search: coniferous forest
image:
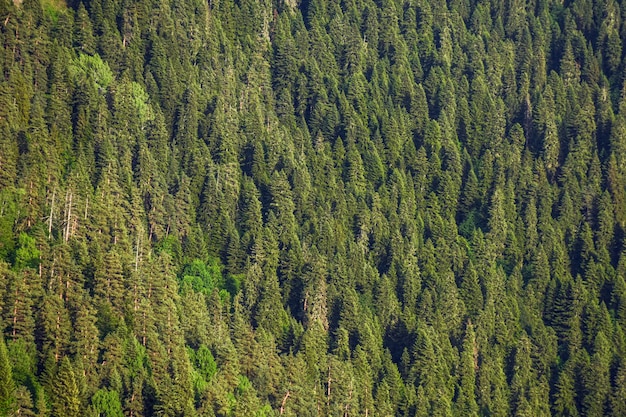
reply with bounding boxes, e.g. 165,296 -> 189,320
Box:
2,0 -> 626,414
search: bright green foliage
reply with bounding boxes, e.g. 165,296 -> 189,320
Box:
69,53 -> 113,91
0,189 -> 24,260
189,343 -> 217,399
90,389 -> 123,417
15,233 -> 39,270
181,258 -> 222,295
194,345 -> 217,382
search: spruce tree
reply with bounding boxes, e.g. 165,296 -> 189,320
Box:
0,335 -> 16,417
48,357 -> 80,417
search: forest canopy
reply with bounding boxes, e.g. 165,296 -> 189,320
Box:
2,0 -> 626,415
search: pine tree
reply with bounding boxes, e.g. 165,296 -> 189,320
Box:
460,261 -> 483,318
552,364 -> 579,417
454,321 -> 479,417
0,334 -> 16,417
581,331 -> 611,417
48,357 -> 80,417
611,358 -> 626,416
74,2 -> 96,55
14,386 -> 37,417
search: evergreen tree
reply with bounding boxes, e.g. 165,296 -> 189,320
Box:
48,357 -> 81,417
454,321 -> 479,417
0,335 -> 16,417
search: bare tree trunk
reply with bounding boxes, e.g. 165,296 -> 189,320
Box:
344,381 -> 353,417
12,290 -> 18,337
280,391 -> 290,415
327,366 -> 332,410
48,188 -> 55,238
64,191 -> 72,242
27,180 -> 32,228
135,234 -> 141,271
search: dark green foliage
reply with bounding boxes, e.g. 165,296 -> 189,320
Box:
0,335 -> 16,417
48,357 -> 80,417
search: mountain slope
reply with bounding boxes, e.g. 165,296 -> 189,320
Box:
1,0 -> 626,415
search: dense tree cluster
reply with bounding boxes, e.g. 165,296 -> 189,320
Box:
1,0 -> 626,415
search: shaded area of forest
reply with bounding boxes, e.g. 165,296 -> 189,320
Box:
2,0 -> 626,415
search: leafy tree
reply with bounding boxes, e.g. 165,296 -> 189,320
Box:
90,389 -> 124,417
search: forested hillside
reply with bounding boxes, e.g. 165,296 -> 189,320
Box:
1,0 -> 626,415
